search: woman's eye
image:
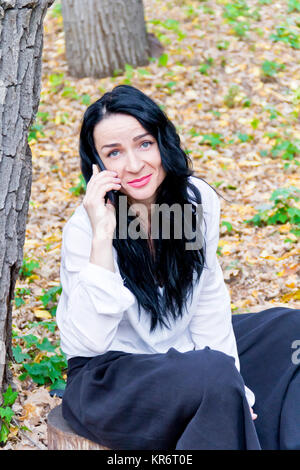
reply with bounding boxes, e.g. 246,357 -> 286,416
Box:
141,141 -> 153,149
108,150 -> 119,157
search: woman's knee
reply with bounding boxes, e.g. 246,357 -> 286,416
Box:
199,348 -> 245,400
167,347 -> 244,399
284,308 -> 300,326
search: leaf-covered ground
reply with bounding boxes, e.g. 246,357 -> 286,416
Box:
4,0 -> 299,449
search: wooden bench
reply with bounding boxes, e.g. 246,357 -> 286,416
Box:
47,404 -> 110,450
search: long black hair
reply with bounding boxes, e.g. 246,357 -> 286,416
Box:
79,85 -> 219,332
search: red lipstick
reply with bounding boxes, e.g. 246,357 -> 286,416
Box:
128,174 -> 152,188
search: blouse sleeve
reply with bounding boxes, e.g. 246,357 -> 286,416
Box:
56,207 -> 136,358
189,184 -> 255,408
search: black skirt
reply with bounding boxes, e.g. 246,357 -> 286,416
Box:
61,307 -> 300,450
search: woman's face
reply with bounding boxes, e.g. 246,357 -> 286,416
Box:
93,113 -> 166,208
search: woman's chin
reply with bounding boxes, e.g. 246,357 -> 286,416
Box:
124,188 -> 156,206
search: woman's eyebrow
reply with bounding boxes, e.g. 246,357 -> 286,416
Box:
101,142 -> 120,150
133,132 -> 150,141
101,133 -> 151,150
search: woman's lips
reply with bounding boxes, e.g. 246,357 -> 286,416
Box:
127,174 -> 152,188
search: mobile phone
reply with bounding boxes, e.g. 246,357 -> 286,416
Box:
94,153 -> 118,205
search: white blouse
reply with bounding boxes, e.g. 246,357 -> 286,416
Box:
56,176 -> 255,407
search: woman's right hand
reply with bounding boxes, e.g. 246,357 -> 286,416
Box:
250,407 -> 257,420
83,164 -> 121,241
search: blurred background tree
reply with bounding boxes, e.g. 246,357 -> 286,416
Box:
61,0 -> 152,78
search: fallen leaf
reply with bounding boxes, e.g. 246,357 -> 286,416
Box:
33,308 -> 52,320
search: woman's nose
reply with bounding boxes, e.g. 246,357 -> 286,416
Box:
126,150 -> 144,173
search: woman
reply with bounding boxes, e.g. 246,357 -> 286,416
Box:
57,85 -> 300,450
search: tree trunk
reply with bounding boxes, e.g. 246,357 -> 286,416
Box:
0,0 -> 54,395
61,0 -> 151,78
47,404 -> 110,450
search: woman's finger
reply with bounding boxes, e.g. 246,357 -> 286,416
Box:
91,166 -> 117,179
88,176 -> 121,193
86,172 -> 121,198
89,165 -> 115,180
250,408 -> 257,420
85,181 -> 121,207
87,171 -> 119,192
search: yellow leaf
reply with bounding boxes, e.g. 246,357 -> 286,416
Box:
219,120 -> 229,127
43,234 -> 61,243
260,249 -> 269,258
260,250 -> 277,260
9,426 -> 19,438
24,240 -> 40,248
33,352 -> 45,363
33,308 -> 52,320
280,289 -> 300,302
55,114 -> 62,125
285,282 -> 295,288
280,265 -> 299,277
47,281 -> 61,287
19,403 -> 36,421
253,67 -> 261,77
277,224 -> 291,233
240,160 -> 262,167
46,246 -> 60,254
221,243 -> 233,255
39,150 -> 55,157
278,250 -> 298,261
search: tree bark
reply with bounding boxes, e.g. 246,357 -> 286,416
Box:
47,404 -> 110,450
61,0 -> 151,78
0,0 -> 54,395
